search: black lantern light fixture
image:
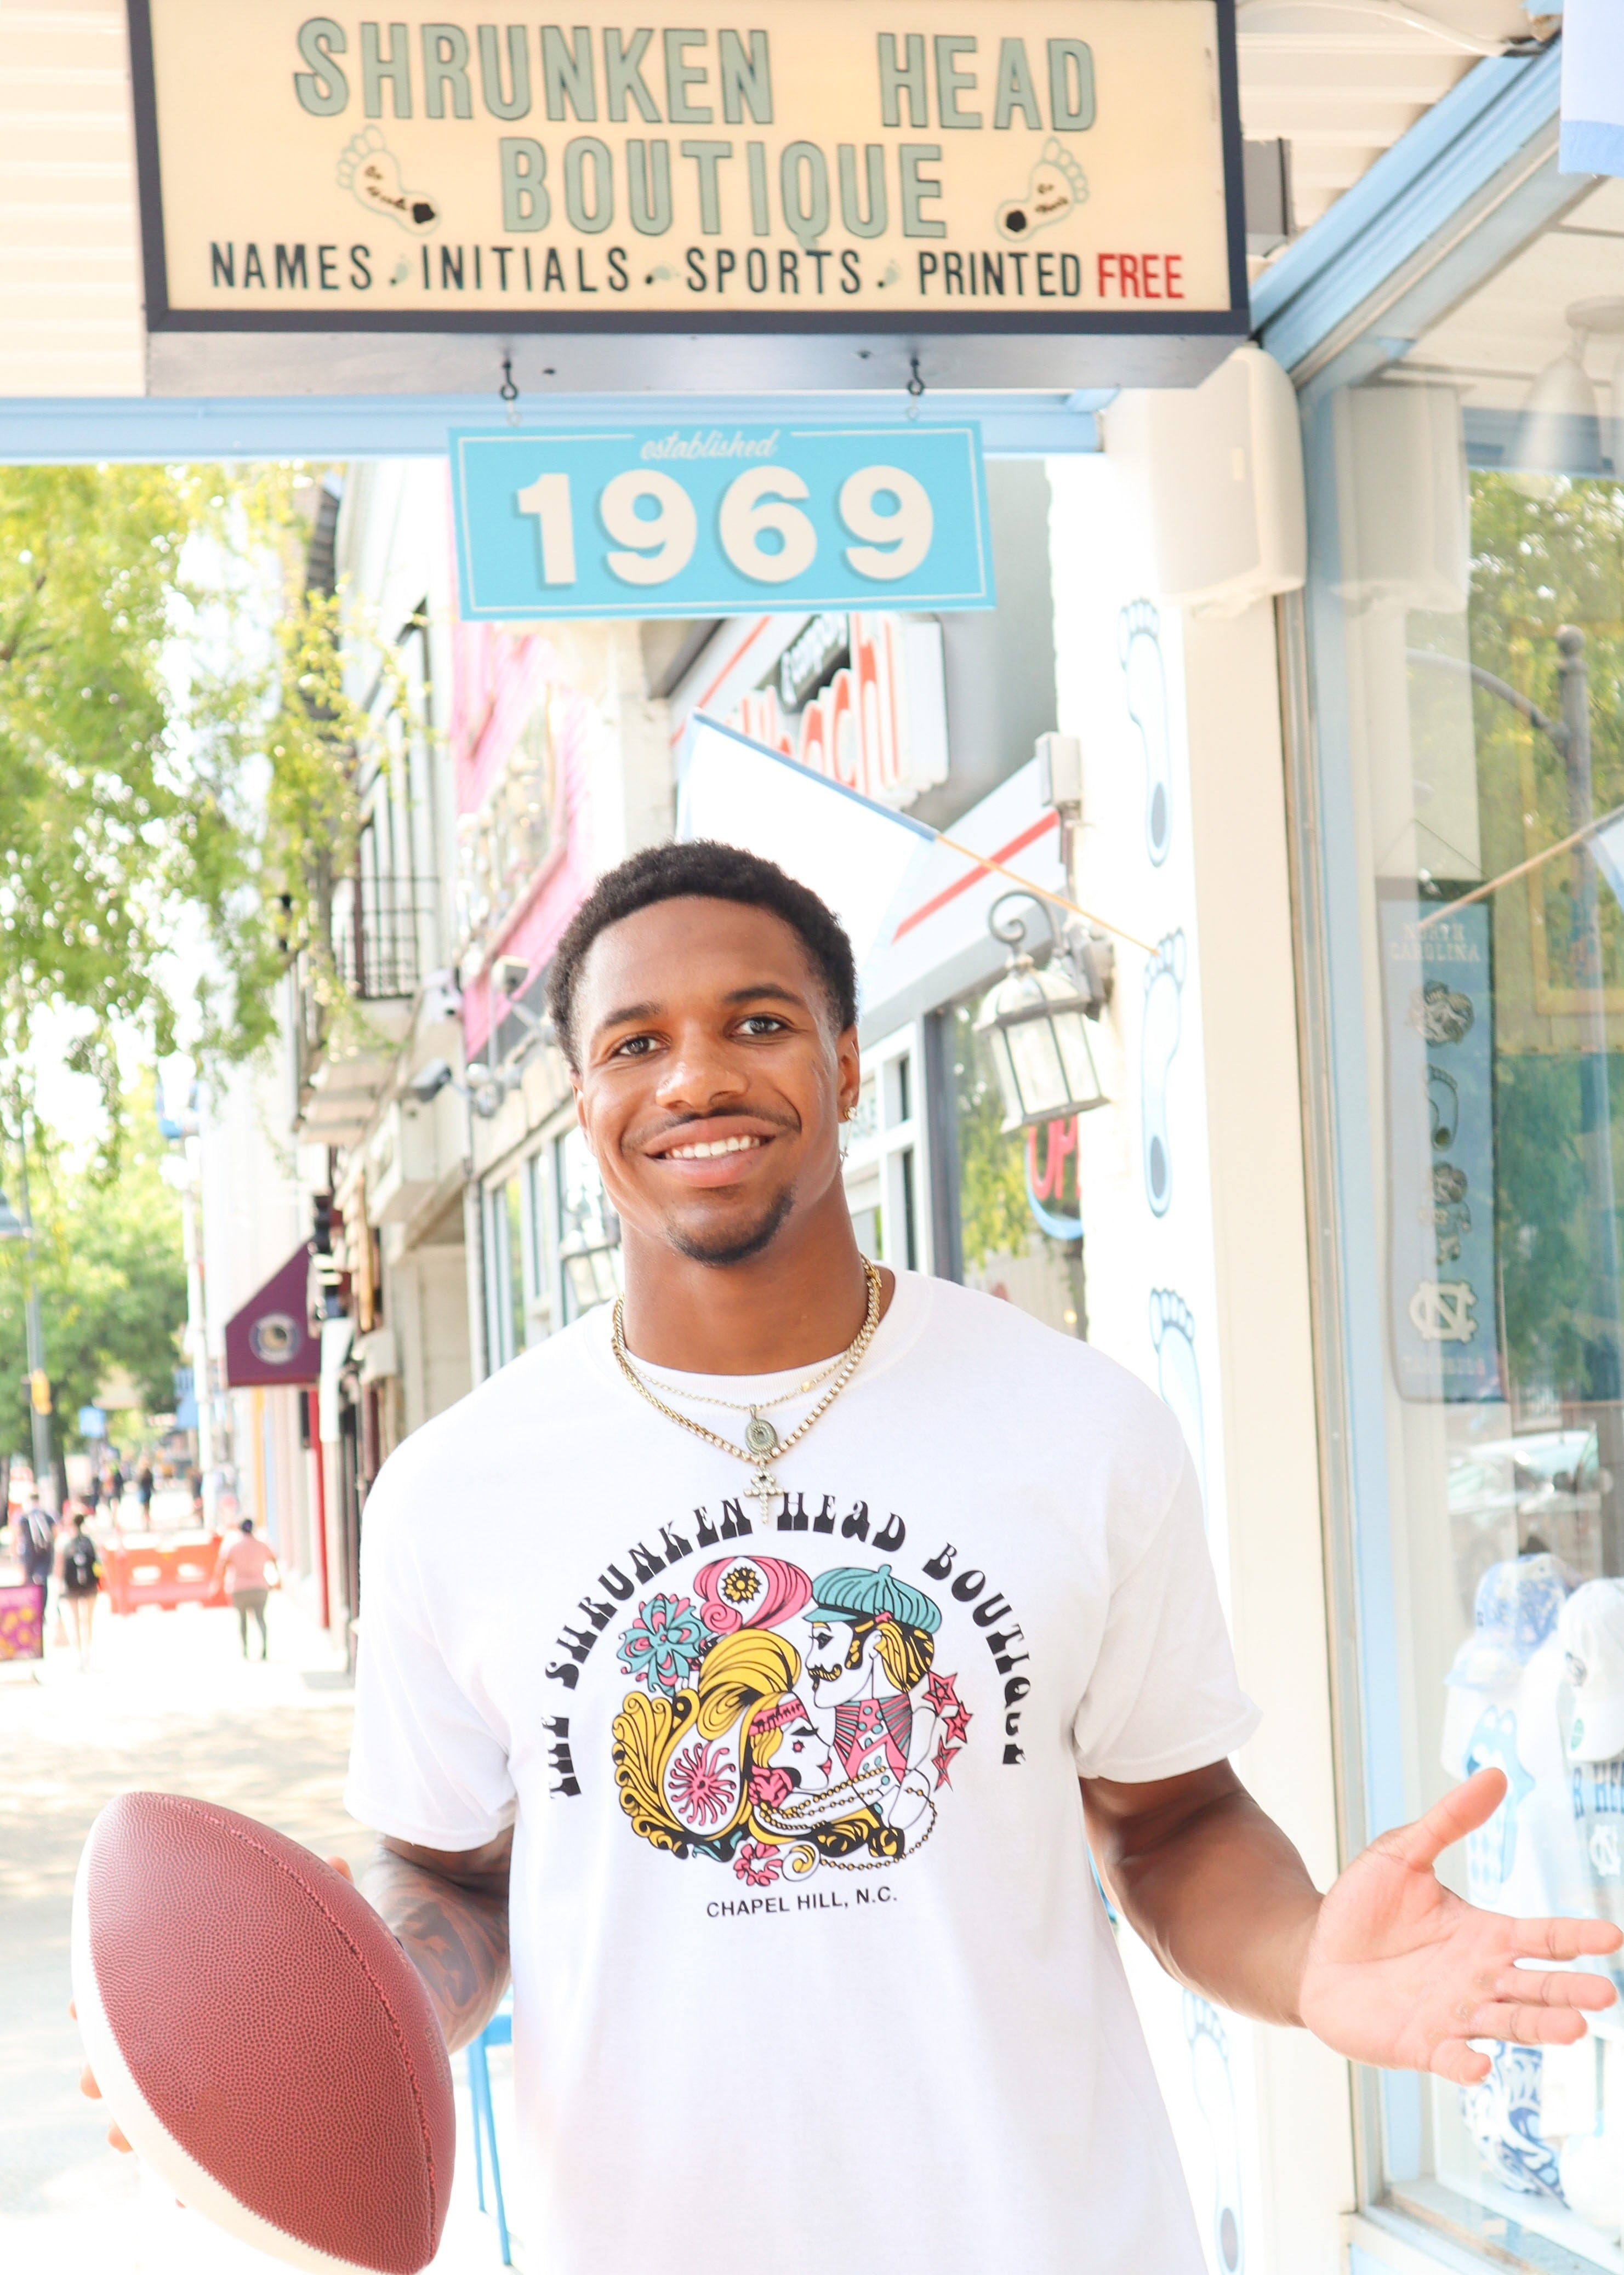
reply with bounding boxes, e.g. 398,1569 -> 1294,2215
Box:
975,892 -> 1112,1131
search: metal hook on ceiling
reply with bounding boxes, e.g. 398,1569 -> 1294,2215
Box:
905,353 -> 926,424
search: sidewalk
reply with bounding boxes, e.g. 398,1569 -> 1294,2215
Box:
0,1577 -> 521,2274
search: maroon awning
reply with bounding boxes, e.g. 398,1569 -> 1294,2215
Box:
224,1245 -> 317,1388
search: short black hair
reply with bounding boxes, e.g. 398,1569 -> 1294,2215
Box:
546,841 -> 857,1069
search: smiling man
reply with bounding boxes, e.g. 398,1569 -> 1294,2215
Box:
340,841 -> 1621,2275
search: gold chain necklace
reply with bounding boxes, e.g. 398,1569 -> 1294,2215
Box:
647,1351 -> 845,1415
609,1260 -> 884,1531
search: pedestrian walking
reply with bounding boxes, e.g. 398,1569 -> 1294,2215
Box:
215,1518 -> 276,1660
107,1458 -> 124,1509
134,1461 -> 153,1521
16,1497 -> 53,1590
16,1495 -> 57,1644
86,1469 -> 102,1515
57,1512 -> 101,1670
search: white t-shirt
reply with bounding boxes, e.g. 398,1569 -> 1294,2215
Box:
346,1270 -> 1259,2275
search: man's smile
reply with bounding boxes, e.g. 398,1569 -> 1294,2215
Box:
663,1134 -> 765,1160
635,1113 -> 791,1188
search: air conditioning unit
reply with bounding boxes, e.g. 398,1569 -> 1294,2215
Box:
1143,346 -> 1308,617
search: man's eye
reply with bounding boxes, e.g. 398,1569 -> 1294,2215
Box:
611,1034 -> 658,1058
738,1015 -> 786,1036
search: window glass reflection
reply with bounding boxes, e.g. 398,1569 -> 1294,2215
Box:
1336,380 -> 1624,2256
951,1000 -> 1085,1338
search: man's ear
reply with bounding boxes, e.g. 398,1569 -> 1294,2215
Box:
835,1025 -> 862,1119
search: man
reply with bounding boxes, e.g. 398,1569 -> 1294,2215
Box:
16,1493 -> 53,1596
83,844 -> 1623,2267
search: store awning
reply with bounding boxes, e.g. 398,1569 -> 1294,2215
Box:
223,1246 -> 317,1389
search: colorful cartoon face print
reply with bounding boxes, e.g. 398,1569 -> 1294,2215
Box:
611,1557 -> 970,1884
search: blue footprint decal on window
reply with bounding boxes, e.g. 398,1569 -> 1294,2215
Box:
1185,1993 -> 1245,2274
1141,931 -> 1186,1217
1151,1289 -> 1207,1508
1120,599 -> 1171,866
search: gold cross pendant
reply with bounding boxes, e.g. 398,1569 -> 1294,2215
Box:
750,1468 -> 780,1533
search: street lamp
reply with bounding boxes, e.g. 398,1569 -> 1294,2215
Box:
975,893 -> 1110,1132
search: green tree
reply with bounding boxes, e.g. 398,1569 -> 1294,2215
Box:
954,1006 -> 1037,1274
0,466 -> 282,1108
0,466 -> 407,1137
0,1096 -> 186,1462
1461,475 -> 1624,1403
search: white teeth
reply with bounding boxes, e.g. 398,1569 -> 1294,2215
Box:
666,1134 -> 764,1160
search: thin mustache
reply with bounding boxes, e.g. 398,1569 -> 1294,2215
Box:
635,1109 -> 798,1148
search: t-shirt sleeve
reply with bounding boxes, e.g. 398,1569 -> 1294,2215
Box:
344,1462 -> 517,1850
1071,1446 -> 1260,1782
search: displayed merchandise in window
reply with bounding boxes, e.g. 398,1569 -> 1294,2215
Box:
1308,174 -> 1624,2270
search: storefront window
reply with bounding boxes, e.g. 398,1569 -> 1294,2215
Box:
842,1030 -> 921,1273
484,1173 -> 528,1367
1309,180 -> 1624,2265
949,997 -> 1085,1338
556,1124 -> 621,1323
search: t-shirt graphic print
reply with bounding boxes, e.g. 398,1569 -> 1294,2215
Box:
346,1270 -> 1258,2275
612,1553 -> 965,1885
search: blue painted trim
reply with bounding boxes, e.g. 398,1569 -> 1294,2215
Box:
1562,119 -> 1624,175
1255,45 -> 1563,373
1300,390 -> 1426,2187
1465,402 -> 1616,470
0,392 -> 1103,465
1300,397 -> 1409,1852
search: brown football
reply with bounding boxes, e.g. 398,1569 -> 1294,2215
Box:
72,1791 -> 455,2273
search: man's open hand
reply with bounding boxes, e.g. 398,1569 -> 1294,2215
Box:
1299,1767 -> 1624,2085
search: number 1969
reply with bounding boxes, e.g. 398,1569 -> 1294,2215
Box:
516,463 -> 934,589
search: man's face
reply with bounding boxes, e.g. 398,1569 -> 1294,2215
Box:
803,1609 -> 870,1706
571,897 -> 859,1268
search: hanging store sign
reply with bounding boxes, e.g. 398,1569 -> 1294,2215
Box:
127,2 -> 1244,336
730,614 -> 950,805
224,1245 -> 320,1389
451,421 -> 994,617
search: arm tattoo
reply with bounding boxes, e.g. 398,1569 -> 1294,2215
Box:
363,1829 -> 513,2054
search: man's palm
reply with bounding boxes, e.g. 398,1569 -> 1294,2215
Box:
1300,1768 -> 1622,2086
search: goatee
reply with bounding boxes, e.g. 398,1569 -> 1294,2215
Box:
670,1190 -> 794,1268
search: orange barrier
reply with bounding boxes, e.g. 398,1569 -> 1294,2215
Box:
101,1535 -> 227,1616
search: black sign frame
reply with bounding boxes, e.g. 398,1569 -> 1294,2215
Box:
126,0 -> 1248,344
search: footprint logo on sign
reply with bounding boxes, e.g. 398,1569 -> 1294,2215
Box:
1150,1290 -> 1206,1508
337,126 -> 439,236
1119,600 -> 1171,866
1141,931 -> 1186,1217
996,138 -> 1089,241
1185,1994 -> 1245,2275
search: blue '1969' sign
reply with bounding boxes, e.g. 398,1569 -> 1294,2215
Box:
449,421 -> 994,620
